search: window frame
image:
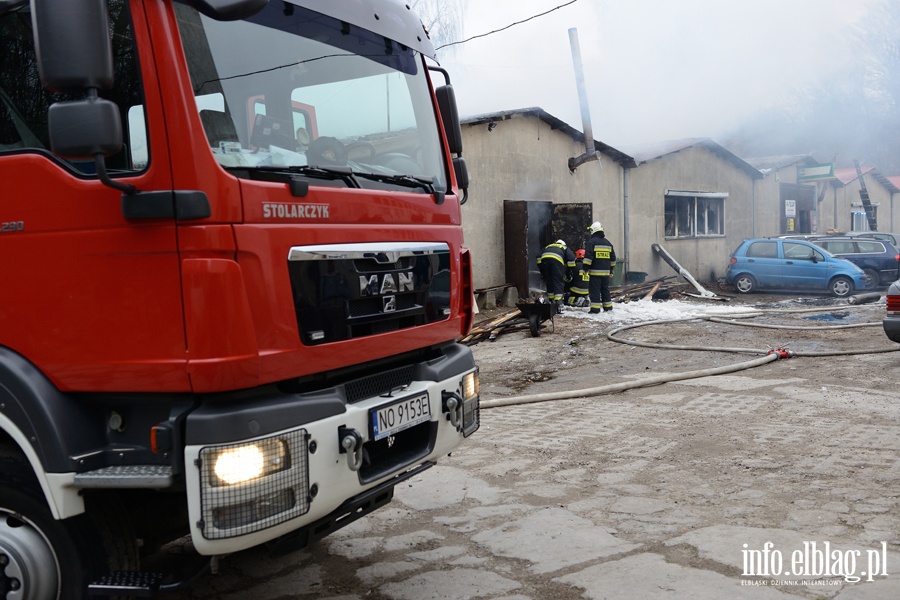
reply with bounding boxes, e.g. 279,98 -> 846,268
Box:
664,191 -> 727,239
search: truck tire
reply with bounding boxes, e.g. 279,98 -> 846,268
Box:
0,455 -> 136,599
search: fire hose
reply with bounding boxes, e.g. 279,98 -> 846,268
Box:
479,303 -> 898,410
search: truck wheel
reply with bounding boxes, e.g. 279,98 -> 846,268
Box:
0,457 -> 136,599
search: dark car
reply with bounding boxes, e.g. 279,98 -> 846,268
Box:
782,235 -> 900,289
884,280 -> 900,342
726,238 -> 867,297
840,231 -> 900,248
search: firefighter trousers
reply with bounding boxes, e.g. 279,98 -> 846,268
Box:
588,274 -> 612,312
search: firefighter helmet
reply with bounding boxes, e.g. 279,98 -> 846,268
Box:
555,239 -> 566,247
588,221 -> 603,234
575,248 -> 585,259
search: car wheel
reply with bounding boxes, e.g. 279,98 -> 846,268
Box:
863,268 -> 879,289
830,276 -> 853,297
734,274 -> 756,294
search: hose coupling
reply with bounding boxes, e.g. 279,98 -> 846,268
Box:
767,348 -> 794,359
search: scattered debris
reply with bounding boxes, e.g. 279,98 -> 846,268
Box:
652,243 -> 728,301
611,276 -> 682,303
460,307 -> 523,345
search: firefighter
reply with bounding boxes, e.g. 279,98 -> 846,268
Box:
566,248 -> 590,307
583,221 -> 617,313
537,239 -> 576,304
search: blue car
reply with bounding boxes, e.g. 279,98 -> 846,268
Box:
726,238 -> 867,297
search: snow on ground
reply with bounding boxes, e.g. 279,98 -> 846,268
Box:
554,292 -> 888,326
559,297 -> 762,326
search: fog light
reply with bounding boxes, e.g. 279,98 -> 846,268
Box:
461,370 -> 480,437
213,489 -> 296,530
208,438 -> 289,486
462,370 -> 480,402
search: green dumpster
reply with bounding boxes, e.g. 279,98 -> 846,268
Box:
611,259 -> 625,287
625,271 -> 648,285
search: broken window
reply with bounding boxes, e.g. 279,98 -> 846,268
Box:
664,193 -> 726,238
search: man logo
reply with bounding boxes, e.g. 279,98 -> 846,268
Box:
360,272 -> 414,297
383,296 -> 397,312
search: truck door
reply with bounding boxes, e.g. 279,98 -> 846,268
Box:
0,1 -> 187,392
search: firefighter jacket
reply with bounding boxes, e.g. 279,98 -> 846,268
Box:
537,242 -> 576,279
583,232 -> 617,277
567,258 -> 590,296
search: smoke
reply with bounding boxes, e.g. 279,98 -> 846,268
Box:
410,0 -> 469,55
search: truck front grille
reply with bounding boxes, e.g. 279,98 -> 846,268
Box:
287,242 -> 451,345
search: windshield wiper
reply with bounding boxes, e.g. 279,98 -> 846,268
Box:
353,172 -> 446,204
233,165 -> 361,189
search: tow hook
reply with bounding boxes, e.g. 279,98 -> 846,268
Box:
766,347 -> 794,359
441,391 -> 462,429
338,426 -> 363,471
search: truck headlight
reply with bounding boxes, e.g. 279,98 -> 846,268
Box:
461,370 -> 480,437
198,430 -> 309,540
208,438 -> 288,487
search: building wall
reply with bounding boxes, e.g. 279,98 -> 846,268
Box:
626,145 -> 757,283
459,114 -> 623,291
753,172 -> 780,237
822,174 -> 893,233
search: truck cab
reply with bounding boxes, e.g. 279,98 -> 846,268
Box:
0,0 -> 478,596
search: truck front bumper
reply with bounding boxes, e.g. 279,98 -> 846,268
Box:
183,343 -> 479,555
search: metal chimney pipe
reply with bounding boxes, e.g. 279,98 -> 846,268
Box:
568,27 -> 599,171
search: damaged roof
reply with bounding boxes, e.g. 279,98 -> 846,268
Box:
743,154 -> 819,176
627,138 -> 762,179
462,107 -> 636,168
832,166 -> 900,193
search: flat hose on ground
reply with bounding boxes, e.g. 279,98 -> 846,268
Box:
480,302 -> 898,409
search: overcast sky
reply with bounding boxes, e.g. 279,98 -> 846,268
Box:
435,0 -> 880,153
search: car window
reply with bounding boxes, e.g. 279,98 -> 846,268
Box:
856,241 -> 884,253
783,242 -> 814,259
747,241 -> 778,258
822,241 -> 855,254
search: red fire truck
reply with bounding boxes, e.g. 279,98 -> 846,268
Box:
0,0 -> 479,596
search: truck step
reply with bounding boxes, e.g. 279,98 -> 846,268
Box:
88,571 -> 164,597
74,465 -> 174,488
88,558 -> 212,597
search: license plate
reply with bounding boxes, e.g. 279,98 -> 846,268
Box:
371,392 -> 431,441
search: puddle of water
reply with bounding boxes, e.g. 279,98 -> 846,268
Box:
802,311 -> 853,322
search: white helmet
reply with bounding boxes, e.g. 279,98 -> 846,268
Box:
588,221 -> 603,234
555,239 -> 566,247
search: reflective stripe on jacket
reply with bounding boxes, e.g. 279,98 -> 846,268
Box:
537,243 -> 576,269
583,233 -> 617,276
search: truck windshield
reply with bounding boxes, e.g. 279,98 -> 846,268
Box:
175,2 -> 447,193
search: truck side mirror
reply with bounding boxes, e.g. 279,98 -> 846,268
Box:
453,157 -> 468,188
48,96 -> 123,159
435,84 -> 463,156
31,0 -> 114,92
32,0 -> 123,159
